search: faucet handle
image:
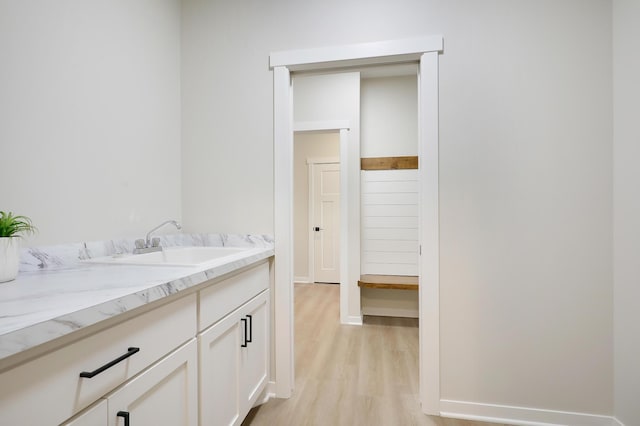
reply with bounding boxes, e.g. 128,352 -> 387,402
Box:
151,237 -> 161,247
134,239 -> 146,249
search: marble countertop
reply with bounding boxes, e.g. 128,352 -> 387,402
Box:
0,233 -> 273,366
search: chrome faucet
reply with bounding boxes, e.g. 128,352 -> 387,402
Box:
134,220 -> 182,254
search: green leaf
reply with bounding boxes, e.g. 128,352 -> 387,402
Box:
0,211 -> 37,238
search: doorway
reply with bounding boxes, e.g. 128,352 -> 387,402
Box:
292,130 -> 340,285
271,36 -> 443,414
311,161 -> 340,284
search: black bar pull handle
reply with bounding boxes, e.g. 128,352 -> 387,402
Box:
246,314 -> 253,343
79,347 -> 140,378
117,411 -> 130,426
241,318 -> 248,347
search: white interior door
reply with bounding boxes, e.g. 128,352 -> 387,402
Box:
312,163 -> 340,283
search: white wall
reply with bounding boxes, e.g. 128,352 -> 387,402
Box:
180,1 -> 274,236
613,1 -> 640,424
293,132 -> 340,282
182,0 -> 613,420
361,287 -> 418,318
437,0 -> 612,414
361,76 -> 418,158
293,73 -> 360,124
291,72 -> 361,321
0,0 -> 182,246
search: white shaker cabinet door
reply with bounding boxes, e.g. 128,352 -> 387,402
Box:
106,339 -> 198,426
199,307 -> 243,426
199,289 -> 270,426
239,291 -> 270,415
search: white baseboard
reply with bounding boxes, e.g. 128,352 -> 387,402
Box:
440,399 -> 616,426
257,381 -> 277,406
266,381 -> 276,398
361,306 -> 419,318
252,381 -> 277,408
294,276 -> 311,283
612,417 -> 625,426
344,315 -> 363,325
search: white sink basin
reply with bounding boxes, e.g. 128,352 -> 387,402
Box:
86,246 -> 249,267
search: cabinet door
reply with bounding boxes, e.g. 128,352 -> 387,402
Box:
199,308 -> 243,426
239,291 -> 270,415
107,339 -> 197,426
61,400 -> 108,426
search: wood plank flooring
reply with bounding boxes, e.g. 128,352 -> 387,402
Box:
243,283 -> 507,426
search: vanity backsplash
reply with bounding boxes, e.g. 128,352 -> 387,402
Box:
19,233 -> 274,272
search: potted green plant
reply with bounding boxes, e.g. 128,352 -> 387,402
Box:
0,211 -> 36,283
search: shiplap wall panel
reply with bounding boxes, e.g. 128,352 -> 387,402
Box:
364,240 -> 418,252
361,169 -> 419,276
362,192 -> 418,205
362,216 -> 418,229
362,180 -> 419,193
363,251 -> 418,264
362,228 -> 419,240
363,204 -> 419,217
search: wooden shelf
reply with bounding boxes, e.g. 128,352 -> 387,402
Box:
360,156 -> 418,170
358,275 -> 419,291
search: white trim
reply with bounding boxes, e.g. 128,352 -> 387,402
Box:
257,382 -> 277,406
612,417 -> 625,426
270,36 -> 444,70
294,120 -> 349,132
272,36 -> 441,407
306,157 -> 340,165
273,66 -> 294,398
418,51 -> 440,415
266,381 -> 276,398
338,127 -> 360,325
293,276 -> 311,284
344,315 -> 363,326
440,400 -> 616,426
361,306 -> 419,318
307,162 -> 315,285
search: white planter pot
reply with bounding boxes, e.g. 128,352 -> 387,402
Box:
0,237 -> 20,283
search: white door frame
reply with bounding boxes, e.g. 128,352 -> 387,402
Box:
271,36 -> 443,414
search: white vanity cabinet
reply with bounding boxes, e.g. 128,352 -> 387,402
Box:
0,258 -> 271,426
199,262 -> 270,426
0,293 -> 196,426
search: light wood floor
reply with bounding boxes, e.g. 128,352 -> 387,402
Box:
243,283 -> 506,426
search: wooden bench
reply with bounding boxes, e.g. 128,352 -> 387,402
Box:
357,274 -> 418,291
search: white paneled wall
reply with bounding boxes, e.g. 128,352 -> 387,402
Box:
361,169 -> 419,276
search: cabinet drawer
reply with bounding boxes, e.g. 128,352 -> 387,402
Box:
199,261 -> 269,331
0,293 -> 196,426
106,339 -> 198,426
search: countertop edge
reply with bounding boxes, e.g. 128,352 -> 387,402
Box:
0,248 -> 274,369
